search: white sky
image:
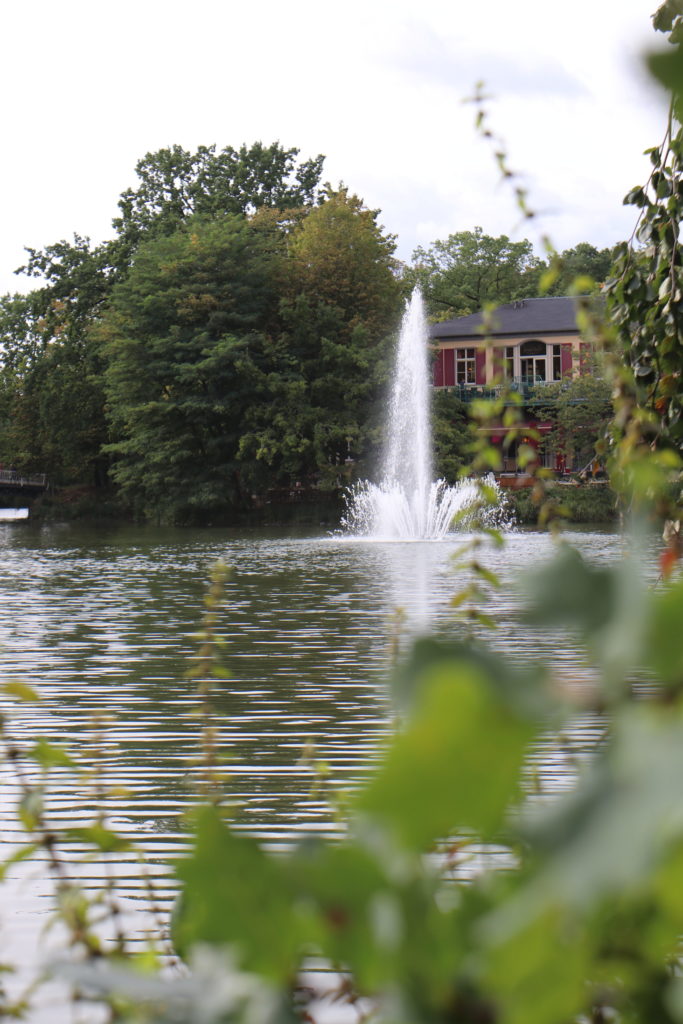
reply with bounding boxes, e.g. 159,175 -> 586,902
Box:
0,0 -> 670,295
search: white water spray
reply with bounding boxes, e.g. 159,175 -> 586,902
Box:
342,288 -> 501,540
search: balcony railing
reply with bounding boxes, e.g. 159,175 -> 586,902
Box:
0,469 -> 48,489
435,377 -> 557,402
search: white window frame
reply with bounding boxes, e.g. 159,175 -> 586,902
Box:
455,347 -> 476,384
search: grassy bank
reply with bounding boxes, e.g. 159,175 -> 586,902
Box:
29,485 -> 345,528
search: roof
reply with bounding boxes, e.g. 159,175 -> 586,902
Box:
429,296 -> 581,340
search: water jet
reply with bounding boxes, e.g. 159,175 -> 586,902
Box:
342,288 -> 498,540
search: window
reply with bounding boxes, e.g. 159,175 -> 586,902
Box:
504,346 -> 515,378
456,347 -> 476,384
519,339 -> 547,383
552,344 -> 562,381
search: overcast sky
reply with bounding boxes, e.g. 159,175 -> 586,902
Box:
0,0 -> 670,295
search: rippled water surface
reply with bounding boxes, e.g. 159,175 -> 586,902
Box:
0,520 -> 647,1019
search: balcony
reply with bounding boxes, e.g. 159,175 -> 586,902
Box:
433,377 -> 557,404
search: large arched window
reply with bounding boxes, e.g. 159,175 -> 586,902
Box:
519,339 -> 547,382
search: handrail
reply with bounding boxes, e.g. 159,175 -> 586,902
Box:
0,469 -> 48,487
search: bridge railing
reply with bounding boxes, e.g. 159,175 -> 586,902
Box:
0,469 -> 48,488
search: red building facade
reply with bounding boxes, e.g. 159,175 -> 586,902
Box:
429,297 -> 589,477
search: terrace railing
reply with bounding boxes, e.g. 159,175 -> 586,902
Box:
434,377 -> 555,403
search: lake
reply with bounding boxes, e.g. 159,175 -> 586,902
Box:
0,520 -> 646,1020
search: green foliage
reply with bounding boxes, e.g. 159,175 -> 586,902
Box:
113,142 -> 324,250
432,390 -> 470,481
99,215 -> 279,522
237,188 -> 402,490
606,15 -> 683,489
542,242 -> 616,296
0,140 -> 326,503
507,481 -> 617,523
9,12 -> 683,1023
406,228 -> 614,324
285,187 -> 399,333
0,152 -> 403,517
408,226 -> 543,320
653,0 -> 683,34
156,541 -> 683,1024
174,806 -> 310,982
0,285 -> 109,485
355,645 -> 535,847
168,629 -> 548,1020
531,368 -> 613,471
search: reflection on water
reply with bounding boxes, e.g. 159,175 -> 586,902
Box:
0,521 -> 651,1019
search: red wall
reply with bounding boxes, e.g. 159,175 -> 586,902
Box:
433,350 -> 444,386
444,349 -> 455,387
475,350 -> 486,385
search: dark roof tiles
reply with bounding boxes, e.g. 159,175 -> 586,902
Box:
429,296 -> 580,339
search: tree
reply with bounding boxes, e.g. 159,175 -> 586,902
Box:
604,5 -> 683,459
545,242 -> 616,295
238,189 -> 403,488
113,142 -> 324,252
98,215 -> 279,522
0,287 -> 110,486
0,142 -> 326,493
532,371 -> 613,473
432,390 -> 470,481
408,227 -> 543,320
0,292 -> 49,473
284,187 -> 399,334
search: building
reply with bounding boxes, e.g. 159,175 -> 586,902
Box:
429,296 -> 597,478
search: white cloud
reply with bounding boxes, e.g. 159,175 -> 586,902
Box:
0,0 -> 671,294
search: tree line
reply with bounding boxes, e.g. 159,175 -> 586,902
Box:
0,141 -> 615,523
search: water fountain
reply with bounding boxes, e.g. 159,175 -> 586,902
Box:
342,288 -> 497,540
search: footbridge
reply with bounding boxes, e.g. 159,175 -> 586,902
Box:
0,469 -> 48,498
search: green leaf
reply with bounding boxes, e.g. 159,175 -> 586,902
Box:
523,544 -> 648,695
471,562 -> 501,588
481,526 -> 505,548
478,482 -> 502,505
18,789 -> 43,831
0,843 -> 39,881
568,274 -> 596,296
29,739 -> 78,772
646,575 -> 683,688
509,709 -> 683,913
210,666 -> 231,680
479,445 -> 503,471
624,186 -> 649,208
2,681 -> 40,703
174,805 -> 309,982
652,0 -> 683,33
523,543 -> 619,639
288,841 -> 400,991
63,825 -> 134,853
468,610 -> 498,630
355,654 -> 535,849
517,444 -> 537,468
646,46 -> 683,115
659,275 -> 673,300
539,266 -> 559,294
482,909 -> 591,1024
